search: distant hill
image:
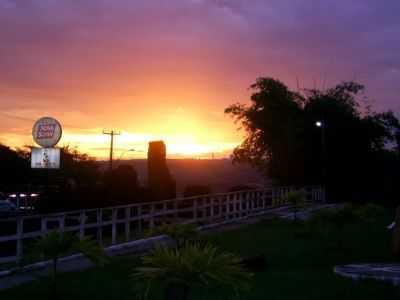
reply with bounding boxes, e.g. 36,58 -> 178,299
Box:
99,159 -> 270,196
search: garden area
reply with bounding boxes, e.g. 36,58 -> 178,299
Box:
0,204 -> 399,299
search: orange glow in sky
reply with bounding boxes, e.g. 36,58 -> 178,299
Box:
2,1 -> 396,157
0,105 -> 243,159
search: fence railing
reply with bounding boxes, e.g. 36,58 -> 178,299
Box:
0,185 -> 325,265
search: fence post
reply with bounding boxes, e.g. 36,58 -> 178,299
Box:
232,194 -> 237,219
261,191 -> 266,210
163,201 -> 168,223
41,218 -> 47,236
79,211 -> 86,240
193,198 -> 198,223
203,197 -> 207,221
272,189 -> 275,206
111,208 -> 117,245
125,207 -> 131,242
253,192 -> 257,213
173,200 -> 178,221
218,196 -> 223,218
210,197 -> 215,222
240,193 -> 245,217
246,192 -> 250,215
321,186 -> 326,203
16,217 -> 23,265
97,209 -> 103,246
149,204 -> 155,229
225,195 -> 230,221
252,192 -> 256,213
59,215 -> 65,237
137,206 -> 142,235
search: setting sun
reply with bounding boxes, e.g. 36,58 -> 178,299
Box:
0,96 -> 242,159
58,130 -> 239,159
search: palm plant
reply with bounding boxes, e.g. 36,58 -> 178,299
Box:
286,190 -> 306,221
32,231 -> 107,294
145,223 -> 199,249
132,243 -> 252,300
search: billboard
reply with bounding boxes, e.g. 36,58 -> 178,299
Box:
31,148 -> 61,169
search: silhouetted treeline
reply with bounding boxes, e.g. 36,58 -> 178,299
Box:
0,144 -> 30,187
0,141 -> 179,212
0,145 -> 140,212
226,78 -> 400,206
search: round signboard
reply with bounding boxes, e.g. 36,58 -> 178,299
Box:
32,117 -> 62,148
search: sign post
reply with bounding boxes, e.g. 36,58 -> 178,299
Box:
28,117 -> 63,211
31,117 -> 62,169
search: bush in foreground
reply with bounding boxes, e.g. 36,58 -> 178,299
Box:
31,231 -> 107,295
132,243 -> 252,300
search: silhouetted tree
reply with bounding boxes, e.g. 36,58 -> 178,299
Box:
61,146 -> 99,187
0,144 -> 30,190
33,146 -> 102,212
226,77 -> 400,204
103,164 -> 139,205
225,78 -> 305,184
148,141 -> 176,201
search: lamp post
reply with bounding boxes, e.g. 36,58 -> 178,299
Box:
316,120 -> 327,201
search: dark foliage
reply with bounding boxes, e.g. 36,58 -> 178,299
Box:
0,144 -> 30,190
241,254 -> 267,272
183,184 -> 211,197
148,141 -> 176,201
0,145 -> 143,212
226,77 -> 400,205
102,164 -> 139,206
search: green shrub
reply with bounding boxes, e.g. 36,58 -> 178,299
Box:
31,231 -> 107,294
330,203 -> 357,225
307,204 -> 359,250
132,243 -> 252,300
355,203 -> 386,223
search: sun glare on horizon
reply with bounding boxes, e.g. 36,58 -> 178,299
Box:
0,104 -> 241,160
60,131 -> 239,159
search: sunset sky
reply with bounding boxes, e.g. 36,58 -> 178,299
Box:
1,0 -> 399,159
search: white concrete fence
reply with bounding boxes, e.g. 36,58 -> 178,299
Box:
0,185 -> 325,265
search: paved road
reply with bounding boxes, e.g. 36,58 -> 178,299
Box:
335,263 -> 400,285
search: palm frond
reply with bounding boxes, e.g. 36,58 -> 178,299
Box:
132,243 -> 253,299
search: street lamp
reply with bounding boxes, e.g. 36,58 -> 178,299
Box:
315,120 -> 327,201
119,148 -> 135,160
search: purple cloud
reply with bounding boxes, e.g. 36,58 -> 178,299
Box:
0,0 -> 399,133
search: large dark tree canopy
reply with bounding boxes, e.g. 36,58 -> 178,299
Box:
226,77 -> 400,203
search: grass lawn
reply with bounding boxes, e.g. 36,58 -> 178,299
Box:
0,209 -> 399,299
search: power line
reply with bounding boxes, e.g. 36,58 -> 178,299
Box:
102,129 -> 120,171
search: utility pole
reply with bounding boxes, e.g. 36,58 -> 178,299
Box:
103,130 -> 120,171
